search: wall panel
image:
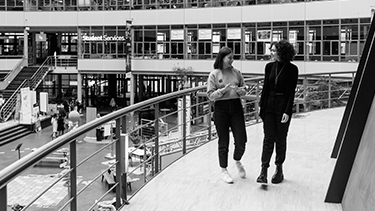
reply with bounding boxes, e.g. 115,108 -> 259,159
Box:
342,95 -> 375,211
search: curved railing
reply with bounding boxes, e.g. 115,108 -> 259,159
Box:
0,71 -> 355,211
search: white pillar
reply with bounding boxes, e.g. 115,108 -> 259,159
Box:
84,107 -> 98,142
77,72 -> 82,103
24,27 -> 28,63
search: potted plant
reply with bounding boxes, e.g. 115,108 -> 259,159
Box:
172,65 -> 194,90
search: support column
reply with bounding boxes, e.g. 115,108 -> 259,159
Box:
77,72 -> 82,103
130,73 -> 135,105
24,27 -> 29,64
77,28 -> 82,58
139,75 -> 144,102
108,74 -> 117,98
84,107 -> 98,142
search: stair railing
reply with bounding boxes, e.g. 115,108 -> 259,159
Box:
0,79 -> 29,122
0,57 -> 53,122
28,56 -> 54,90
0,56 -> 27,90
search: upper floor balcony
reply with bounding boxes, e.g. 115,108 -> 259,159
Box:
0,0 -> 332,12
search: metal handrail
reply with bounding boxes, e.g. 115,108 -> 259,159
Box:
0,56 -> 26,82
29,57 -> 53,89
0,56 -> 27,89
0,79 -> 28,122
0,84 -> 211,210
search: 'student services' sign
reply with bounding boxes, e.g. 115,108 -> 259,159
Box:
82,35 -> 125,41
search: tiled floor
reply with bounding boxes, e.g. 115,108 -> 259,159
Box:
8,175 -> 82,208
0,115 -> 121,211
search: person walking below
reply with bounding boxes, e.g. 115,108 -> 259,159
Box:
207,47 -> 248,184
57,113 -> 65,136
109,98 -> 117,112
51,113 -> 58,139
256,40 -> 299,184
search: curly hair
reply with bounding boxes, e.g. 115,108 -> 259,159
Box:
213,47 -> 232,70
274,40 -> 296,62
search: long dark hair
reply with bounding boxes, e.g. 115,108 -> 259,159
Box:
213,47 -> 232,70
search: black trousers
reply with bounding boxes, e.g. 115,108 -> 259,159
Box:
214,99 -> 247,168
261,95 -> 291,168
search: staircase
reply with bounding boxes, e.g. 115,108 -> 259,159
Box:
2,67 -> 39,100
0,57 -> 53,122
0,125 -> 32,146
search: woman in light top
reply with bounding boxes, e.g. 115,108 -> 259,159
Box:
206,47 -> 248,184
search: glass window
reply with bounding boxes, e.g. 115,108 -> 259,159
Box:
171,25 -> 183,29
158,25 -> 169,30
306,20 -> 321,25
144,25 -> 156,29
257,22 -> 271,27
308,26 -> 322,40
144,30 -> 156,41
199,24 -> 211,29
272,27 -> 287,41
323,25 -> 339,40
135,42 -> 143,56
323,19 -> 339,25
134,30 -> 143,42
273,21 -> 287,27
186,24 -> 198,29
213,24 -> 226,28
360,18 -> 371,23
360,24 -> 370,40
289,21 -> 304,26
341,18 -> 358,24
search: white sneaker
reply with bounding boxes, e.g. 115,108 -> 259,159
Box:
236,162 -> 246,179
221,170 -> 234,184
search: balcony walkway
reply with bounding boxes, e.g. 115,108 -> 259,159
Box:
121,107 -> 344,211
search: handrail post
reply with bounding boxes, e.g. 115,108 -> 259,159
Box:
303,77 -> 308,112
182,95 -> 187,154
154,103 -> 160,173
0,186 -> 6,211
208,101 -> 212,140
255,80 -> 260,122
328,74 -> 332,108
121,115 -> 128,202
115,118 -> 125,208
69,141 -> 77,211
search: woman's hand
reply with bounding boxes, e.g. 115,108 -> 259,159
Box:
236,86 -> 247,96
281,113 -> 289,123
220,83 -> 233,94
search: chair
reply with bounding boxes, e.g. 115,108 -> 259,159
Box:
127,176 -> 140,191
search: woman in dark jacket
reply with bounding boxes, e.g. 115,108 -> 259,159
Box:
257,40 -> 299,184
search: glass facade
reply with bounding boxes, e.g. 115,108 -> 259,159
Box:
0,33 -> 24,57
39,74 -> 78,102
0,0 -> 332,11
79,17 -> 371,62
81,26 -> 127,59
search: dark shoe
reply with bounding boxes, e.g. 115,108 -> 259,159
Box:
256,167 -> 268,184
271,165 -> 284,184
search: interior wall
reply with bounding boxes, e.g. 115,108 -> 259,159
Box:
78,58 -> 359,75
342,94 -> 375,211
